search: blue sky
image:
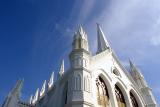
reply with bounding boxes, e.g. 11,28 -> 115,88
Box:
0,0 -> 159,105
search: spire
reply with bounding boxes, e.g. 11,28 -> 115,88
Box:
72,25 -> 89,51
10,79 -> 24,97
48,72 -> 54,89
129,60 -> 143,78
2,79 -> 24,107
129,60 -> 148,87
97,24 -> 110,54
77,25 -> 88,40
58,59 -> 64,78
40,80 -> 47,97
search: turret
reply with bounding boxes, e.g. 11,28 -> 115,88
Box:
68,25 -> 93,107
129,60 -> 157,107
2,80 -> 23,107
69,26 -> 90,69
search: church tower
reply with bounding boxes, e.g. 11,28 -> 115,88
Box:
68,26 -> 93,107
129,61 -> 157,107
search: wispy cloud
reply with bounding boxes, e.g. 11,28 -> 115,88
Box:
70,0 -> 160,103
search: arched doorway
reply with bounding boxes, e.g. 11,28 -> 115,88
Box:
130,92 -> 139,107
115,85 -> 126,107
96,76 -> 110,107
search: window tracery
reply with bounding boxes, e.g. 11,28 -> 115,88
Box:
96,76 -> 110,106
115,85 -> 126,107
130,92 -> 139,107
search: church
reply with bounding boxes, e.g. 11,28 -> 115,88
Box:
2,24 -> 157,107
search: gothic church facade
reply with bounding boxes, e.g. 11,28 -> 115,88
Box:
2,24 -> 157,107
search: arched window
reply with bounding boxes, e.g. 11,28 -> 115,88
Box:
77,74 -> 81,90
96,76 -> 110,106
115,85 -> 126,107
74,74 -> 81,90
130,92 -> 139,107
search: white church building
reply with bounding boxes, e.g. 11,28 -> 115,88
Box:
2,24 -> 157,107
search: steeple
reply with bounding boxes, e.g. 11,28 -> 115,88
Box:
97,24 -> 110,54
58,59 -> 64,78
72,25 -> 89,51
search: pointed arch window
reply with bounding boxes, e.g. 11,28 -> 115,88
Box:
130,92 -> 139,107
115,85 -> 126,107
96,76 -> 110,106
74,74 -> 82,90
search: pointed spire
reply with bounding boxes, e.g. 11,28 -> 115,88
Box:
29,95 -> 33,104
40,80 -> 47,97
77,25 -> 88,41
2,79 -> 24,107
58,59 -> 65,78
97,24 -> 110,54
48,72 -> 54,89
11,80 -> 24,97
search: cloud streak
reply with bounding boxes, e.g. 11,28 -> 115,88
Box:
71,0 -> 160,103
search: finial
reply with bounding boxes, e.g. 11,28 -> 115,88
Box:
32,88 -> 39,104
48,72 -> 54,89
40,80 -> 47,97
